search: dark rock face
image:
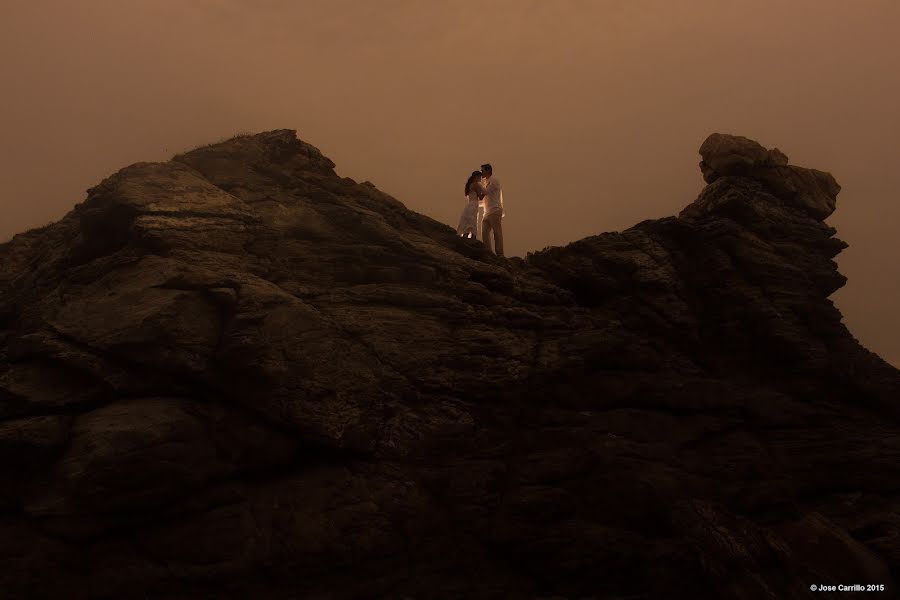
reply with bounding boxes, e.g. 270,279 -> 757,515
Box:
1,130 -> 898,599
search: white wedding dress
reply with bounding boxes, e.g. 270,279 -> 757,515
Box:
457,190 -> 483,238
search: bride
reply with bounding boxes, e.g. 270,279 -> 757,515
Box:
457,170 -> 484,239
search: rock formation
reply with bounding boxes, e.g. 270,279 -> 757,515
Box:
0,130 -> 898,599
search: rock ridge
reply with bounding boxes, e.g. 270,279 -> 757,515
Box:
0,130 -> 898,599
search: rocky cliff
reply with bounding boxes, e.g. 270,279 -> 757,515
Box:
0,130 -> 898,599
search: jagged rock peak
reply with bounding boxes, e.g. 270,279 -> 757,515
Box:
695,132 -> 840,220
699,132 -> 789,176
174,128 -> 337,176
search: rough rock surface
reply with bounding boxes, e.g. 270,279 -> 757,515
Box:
1,130 -> 898,599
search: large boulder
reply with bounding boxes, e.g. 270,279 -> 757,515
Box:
698,132 -> 839,219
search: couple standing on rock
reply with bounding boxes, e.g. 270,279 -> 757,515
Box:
457,163 -> 505,256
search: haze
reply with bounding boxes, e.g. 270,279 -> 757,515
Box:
2,0 -> 898,367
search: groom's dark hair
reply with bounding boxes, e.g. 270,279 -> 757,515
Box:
480,163 -> 493,176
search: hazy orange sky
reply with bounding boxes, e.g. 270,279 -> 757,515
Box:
2,0 -> 898,367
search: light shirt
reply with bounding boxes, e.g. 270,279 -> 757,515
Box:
478,177 -> 504,217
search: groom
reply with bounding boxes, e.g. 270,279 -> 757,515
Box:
478,163 -> 504,256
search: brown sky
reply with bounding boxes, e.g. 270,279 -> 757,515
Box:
1,0 -> 898,367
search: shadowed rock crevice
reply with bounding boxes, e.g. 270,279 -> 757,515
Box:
1,130 -> 898,598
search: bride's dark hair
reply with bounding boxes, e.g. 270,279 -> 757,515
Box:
465,171 -> 483,197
